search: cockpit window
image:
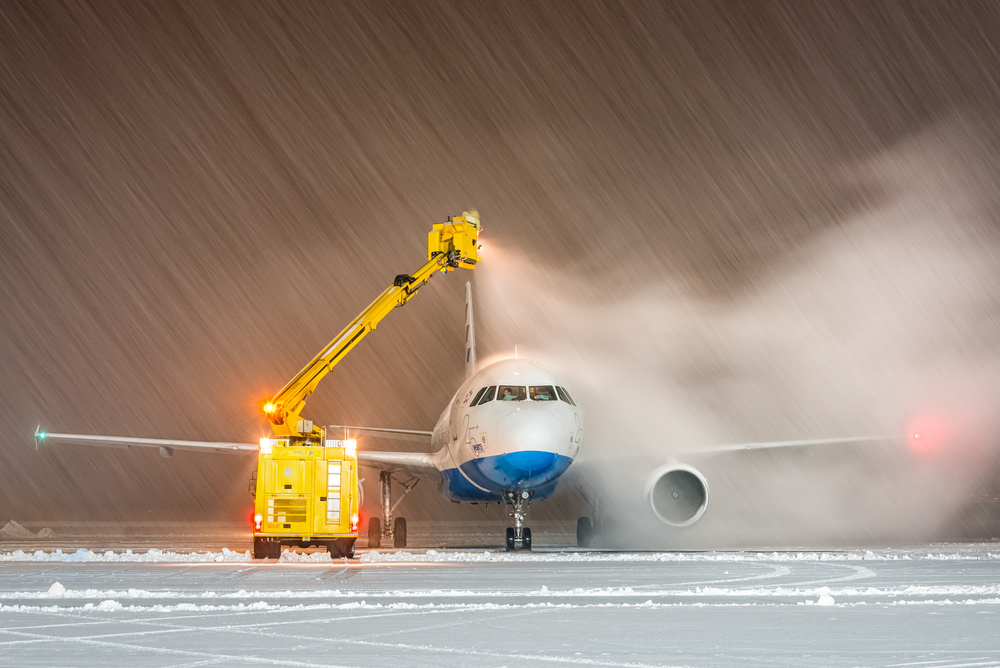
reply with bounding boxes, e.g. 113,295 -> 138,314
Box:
529,385 -> 557,401
473,386 -> 496,406
469,387 -> 487,407
556,386 -> 577,406
498,385 -> 526,401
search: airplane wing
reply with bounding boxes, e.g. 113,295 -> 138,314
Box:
689,434 -> 903,454
356,450 -> 441,479
34,427 -> 257,457
35,425 -> 441,479
329,425 -> 442,478
327,424 -> 434,444
325,424 -> 442,478
571,434 -> 904,468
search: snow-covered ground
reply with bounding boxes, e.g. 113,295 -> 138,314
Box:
1,542 -> 999,666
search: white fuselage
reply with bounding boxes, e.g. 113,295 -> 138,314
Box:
424,358 -> 583,502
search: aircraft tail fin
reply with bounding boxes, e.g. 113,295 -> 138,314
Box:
465,281 -> 477,378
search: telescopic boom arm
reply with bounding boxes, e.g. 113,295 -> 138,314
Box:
263,211 -> 481,438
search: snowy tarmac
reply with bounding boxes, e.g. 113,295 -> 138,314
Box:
1,540 -> 999,667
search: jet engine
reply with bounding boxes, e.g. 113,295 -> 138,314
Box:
647,464 -> 710,526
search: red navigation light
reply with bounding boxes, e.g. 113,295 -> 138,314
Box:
909,416 -> 948,453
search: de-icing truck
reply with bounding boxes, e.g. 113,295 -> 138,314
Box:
36,211 -> 481,560
250,212 -> 481,558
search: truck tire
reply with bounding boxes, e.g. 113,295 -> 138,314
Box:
368,518 -> 381,548
393,517 -> 407,548
253,538 -> 281,560
327,538 -> 356,559
253,538 -> 268,560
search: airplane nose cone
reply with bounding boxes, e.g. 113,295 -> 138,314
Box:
459,409 -> 573,492
497,411 -> 563,473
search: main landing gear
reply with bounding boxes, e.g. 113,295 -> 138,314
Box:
576,517 -> 594,548
368,470 -> 418,549
574,489 -> 601,548
504,490 -> 533,551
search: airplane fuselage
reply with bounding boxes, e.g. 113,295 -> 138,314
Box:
426,359 -> 583,503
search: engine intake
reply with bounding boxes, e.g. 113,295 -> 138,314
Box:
648,464 -> 709,526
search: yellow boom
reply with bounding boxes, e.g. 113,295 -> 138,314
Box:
263,211 -> 481,438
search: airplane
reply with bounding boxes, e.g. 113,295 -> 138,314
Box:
37,282 -> 586,551
37,280 -> 943,552
329,281 -> 584,550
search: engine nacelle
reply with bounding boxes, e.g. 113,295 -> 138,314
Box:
647,464 -> 710,527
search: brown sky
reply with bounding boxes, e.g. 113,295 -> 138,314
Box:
2,1 -> 999,524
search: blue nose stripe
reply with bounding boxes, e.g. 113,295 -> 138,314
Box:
501,450 -> 557,473
444,451 -> 574,502
454,450 -> 574,496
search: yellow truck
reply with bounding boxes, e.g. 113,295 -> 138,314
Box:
251,211 -> 481,558
250,436 -> 359,559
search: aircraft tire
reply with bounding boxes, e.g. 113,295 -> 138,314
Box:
368,518 -> 382,548
522,527 -> 532,550
393,517 -> 407,548
577,517 -> 593,548
505,527 -> 515,551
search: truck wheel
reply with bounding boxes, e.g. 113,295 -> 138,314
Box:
254,538 -> 280,560
269,540 -> 282,560
393,517 -> 407,548
327,538 -> 356,559
576,517 -> 593,548
368,518 -> 381,548
252,538 -> 268,560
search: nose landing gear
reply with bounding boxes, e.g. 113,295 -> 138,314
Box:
504,490 -> 533,551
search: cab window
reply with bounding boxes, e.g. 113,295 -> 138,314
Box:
556,386 -> 577,406
472,386 -> 496,406
498,385 -> 526,401
469,387 -> 488,406
529,385 -> 557,401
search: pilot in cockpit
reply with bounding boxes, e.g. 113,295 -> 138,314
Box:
531,386 -> 552,401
